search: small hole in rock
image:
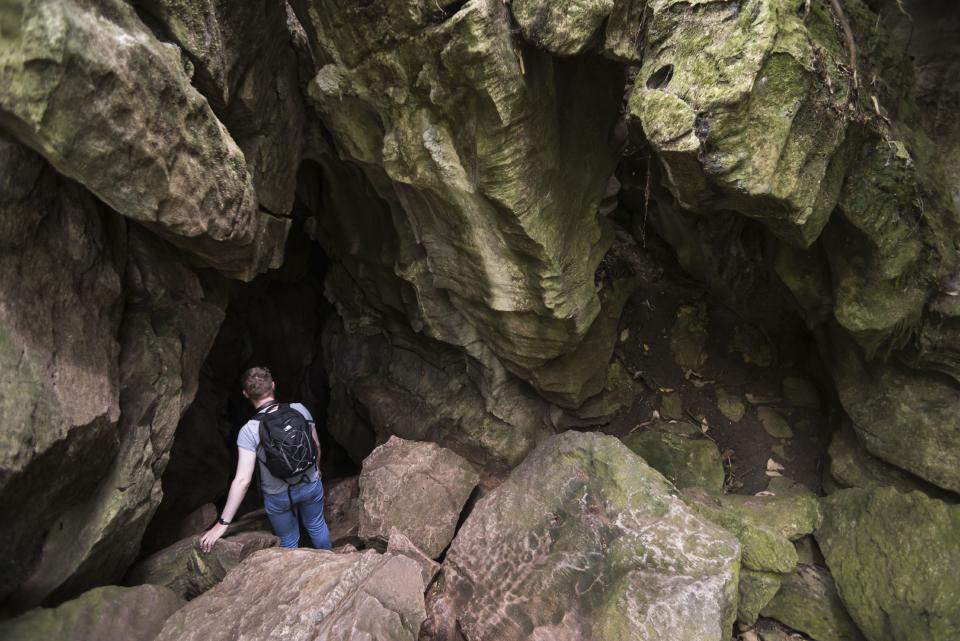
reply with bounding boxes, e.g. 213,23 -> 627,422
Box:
646,65 -> 674,90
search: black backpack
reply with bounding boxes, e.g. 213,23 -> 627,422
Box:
255,402 -> 318,483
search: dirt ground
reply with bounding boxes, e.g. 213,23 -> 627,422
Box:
602,238 -> 834,498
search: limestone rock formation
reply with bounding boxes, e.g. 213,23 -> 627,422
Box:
0,0 -> 290,279
10,227 -> 230,609
325,476 -> 361,545
684,489 -> 818,575
156,548 -> 426,641
387,530 -> 441,590
622,421 -> 725,493
760,564 -> 866,641
817,487 -> 960,641
359,436 -> 479,558
0,584 -> 183,641
125,532 -> 277,600
422,431 -> 740,641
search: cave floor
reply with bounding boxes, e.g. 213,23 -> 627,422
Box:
603,242 -> 829,498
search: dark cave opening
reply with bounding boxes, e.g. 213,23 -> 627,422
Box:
141,181 -> 363,555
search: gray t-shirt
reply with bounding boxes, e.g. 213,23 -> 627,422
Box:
237,402 -> 320,495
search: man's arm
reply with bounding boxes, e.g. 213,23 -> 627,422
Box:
200,447 -> 256,553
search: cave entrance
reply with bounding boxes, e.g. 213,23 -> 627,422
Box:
142,180 -> 360,553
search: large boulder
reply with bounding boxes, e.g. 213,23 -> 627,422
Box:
628,0 -> 853,246
125,532 -> 277,600
0,0 -> 289,279
11,227 -> 229,609
0,143 -> 124,604
156,548 -> 426,641
817,487 -> 960,641
421,431 -> 741,641
359,436 -> 479,558
0,584 -> 183,641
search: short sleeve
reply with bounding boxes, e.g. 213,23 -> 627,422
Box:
291,403 -> 314,423
237,422 -> 259,452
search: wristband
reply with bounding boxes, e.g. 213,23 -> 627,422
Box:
217,516 -> 230,526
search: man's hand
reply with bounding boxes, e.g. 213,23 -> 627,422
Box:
199,523 -> 228,553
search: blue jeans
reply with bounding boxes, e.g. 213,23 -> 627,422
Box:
262,479 -> 332,550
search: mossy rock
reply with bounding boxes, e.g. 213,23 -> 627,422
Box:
684,489 -> 818,574
827,424 -> 927,494
817,487 -> 960,641
739,569 -> 783,626
717,388 -> 746,423
0,585 -> 183,641
760,564 -> 866,641
623,428 -> 725,493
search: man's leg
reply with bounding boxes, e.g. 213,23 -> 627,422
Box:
295,480 -> 332,550
263,490 -> 300,548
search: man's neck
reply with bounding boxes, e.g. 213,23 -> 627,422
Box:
254,396 -> 276,411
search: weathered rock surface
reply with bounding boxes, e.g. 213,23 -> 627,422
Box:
0,0 -> 289,279
11,227 -> 229,609
125,531 -> 276,600
387,529 -> 441,590
0,143 -> 124,604
156,548 -> 426,641
827,424 -> 928,494
325,476 -> 361,545
817,487 -> 960,641
760,564 -> 866,641
738,570 -> 783,627
623,421 -> 725,493
0,584 -> 183,641
684,488 -> 818,575
359,436 -> 479,558
422,431 -> 740,641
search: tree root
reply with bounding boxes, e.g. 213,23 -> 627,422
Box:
825,0 -> 859,90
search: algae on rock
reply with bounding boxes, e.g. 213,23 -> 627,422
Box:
817,487 -> 960,641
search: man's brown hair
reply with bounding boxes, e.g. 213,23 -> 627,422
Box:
241,366 -> 273,400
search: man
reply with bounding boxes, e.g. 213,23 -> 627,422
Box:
200,366 -> 332,552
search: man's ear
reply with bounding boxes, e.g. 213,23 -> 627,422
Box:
272,381 -> 276,393
242,390 -> 248,399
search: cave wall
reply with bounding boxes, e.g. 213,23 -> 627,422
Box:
0,0 -> 958,619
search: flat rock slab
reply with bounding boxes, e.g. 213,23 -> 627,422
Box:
125,531 -> 276,600
421,431 -> 740,641
0,584 -> 183,641
359,436 -> 479,558
155,548 -> 425,641
817,487 -> 960,641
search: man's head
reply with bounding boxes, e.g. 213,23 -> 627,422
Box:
241,366 -> 275,404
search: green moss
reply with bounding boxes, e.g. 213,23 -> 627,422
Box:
670,302 -> 709,371
738,569 -> 783,626
623,428 -> 725,493
760,565 -> 866,641
716,388 -> 746,423
817,488 -> 960,641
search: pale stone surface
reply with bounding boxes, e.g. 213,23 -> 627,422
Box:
0,584 -> 183,641
387,529 -> 441,590
359,437 -> 479,559
422,431 -> 740,641
156,548 -> 426,641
